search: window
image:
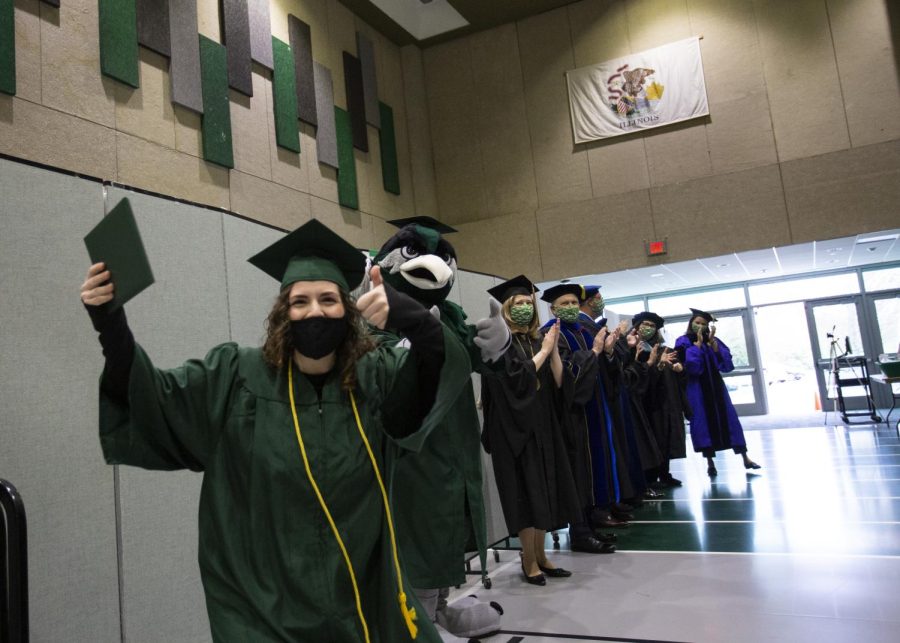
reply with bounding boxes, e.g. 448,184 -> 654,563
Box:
648,288 -> 745,318
862,266 -> 900,293
748,274 -> 859,306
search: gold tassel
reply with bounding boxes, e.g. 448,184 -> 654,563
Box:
398,592 -> 418,639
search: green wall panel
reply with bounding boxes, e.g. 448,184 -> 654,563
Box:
199,35 -> 234,169
378,102 -> 400,195
335,107 -> 358,210
0,0 -> 13,95
271,38 -> 300,153
99,0 -> 139,88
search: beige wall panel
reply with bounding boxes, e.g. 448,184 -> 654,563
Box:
230,75 -> 273,181
469,25 -> 539,217
197,0 -> 221,41
174,105 -> 203,157
401,45 -> 438,217
706,89 -> 777,174
454,210 -> 544,281
518,8 -> 592,208
781,140 -> 900,242
114,50 -> 176,150
325,0 -> 357,107
40,0 -> 115,127
14,0 -> 41,103
624,0 -> 692,52
537,193 -> 655,279
372,215 -> 397,251
116,132 -> 230,209
433,152 -> 488,225
687,0 -> 766,105
230,170 -> 311,230
567,0 -> 630,68
651,164 -> 790,261
644,123 -> 712,185
587,136 -> 651,197
755,0 -> 850,161
303,136 -> 338,202
828,0 -> 900,147
310,193 -> 374,248
0,97 -> 117,178
423,37 -> 475,102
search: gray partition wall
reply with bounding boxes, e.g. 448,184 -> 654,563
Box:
0,156 -> 509,640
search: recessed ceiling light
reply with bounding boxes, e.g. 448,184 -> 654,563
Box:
827,247 -> 843,254
827,258 -> 841,264
650,273 -> 665,278
715,263 -> 729,268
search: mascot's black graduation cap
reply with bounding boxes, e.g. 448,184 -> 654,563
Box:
387,215 -> 456,235
247,218 -> 366,292
487,275 -> 538,304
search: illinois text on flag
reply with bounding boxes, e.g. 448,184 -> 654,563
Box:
565,37 -> 709,144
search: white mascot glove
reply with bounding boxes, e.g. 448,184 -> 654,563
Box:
473,298 -> 511,363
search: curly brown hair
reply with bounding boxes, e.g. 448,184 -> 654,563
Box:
262,287 -> 376,390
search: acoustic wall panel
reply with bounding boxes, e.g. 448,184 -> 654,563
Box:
168,0 -> 203,113
313,61 -> 338,169
342,52 -> 368,152
199,35 -> 234,168
271,37 -> 300,153
288,15 -> 316,126
357,33 -> 380,129
247,0 -> 273,70
378,101 -> 399,194
41,0 -> 60,7
99,0 -> 140,88
136,0 -> 170,57
222,0 -> 252,96
0,0 -> 14,95
335,107 -> 358,209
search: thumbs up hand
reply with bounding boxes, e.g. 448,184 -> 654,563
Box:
474,297 -> 511,363
357,265 -> 390,329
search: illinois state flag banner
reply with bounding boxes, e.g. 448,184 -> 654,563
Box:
566,37 -> 709,144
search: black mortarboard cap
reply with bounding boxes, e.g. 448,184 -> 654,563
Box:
247,218 -> 366,291
487,275 -> 538,303
386,215 -> 457,234
632,311 -> 665,329
540,283 -> 585,304
689,308 -> 717,322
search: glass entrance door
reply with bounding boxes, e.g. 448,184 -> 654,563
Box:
806,297 -> 878,414
866,291 -> 900,405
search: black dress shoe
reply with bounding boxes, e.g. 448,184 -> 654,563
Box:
538,564 -> 572,578
612,502 -> 635,512
520,561 -> 546,585
571,536 -> 616,554
662,475 -> 683,487
744,460 -> 761,470
644,488 -> 665,499
592,530 -> 617,544
707,464 -> 718,477
610,508 -> 635,522
595,512 -> 630,528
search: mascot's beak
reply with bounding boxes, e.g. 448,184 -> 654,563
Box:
400,255 -> 453,290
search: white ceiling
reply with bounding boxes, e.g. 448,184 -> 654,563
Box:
368,0 -> 468,40
539,228 -> 900,301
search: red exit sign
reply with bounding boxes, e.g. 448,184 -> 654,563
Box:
646,239 -> 667,256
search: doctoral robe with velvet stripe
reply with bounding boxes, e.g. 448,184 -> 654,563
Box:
99,335 -> 469,643
674,335 -> 747,454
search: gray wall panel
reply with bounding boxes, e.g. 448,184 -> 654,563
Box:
247,0 -> 273,70
222,0 -> 253,96
169,0 -> 203,113
288,15 -> 316,126
137,0 -> 171,57
223,216 -> 285,347
0,159 -> 120,642
356,33 -> 380,129
106,186 -> 229,643
313,61 -> 339,169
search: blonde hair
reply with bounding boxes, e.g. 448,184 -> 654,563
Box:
501,294 -> 540,340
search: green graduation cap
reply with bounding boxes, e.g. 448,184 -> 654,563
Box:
247,219 -> 366,291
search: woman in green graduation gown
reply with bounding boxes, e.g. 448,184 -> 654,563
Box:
79,219 -> 469,643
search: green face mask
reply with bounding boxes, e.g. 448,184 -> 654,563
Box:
692,323 -> 706,335
555,305 -> 580,324
590,297 -> 605,315
509,303 -> 534,325
640,325 -> 656,339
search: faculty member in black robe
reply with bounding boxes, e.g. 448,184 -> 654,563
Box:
481,277 -> 582,584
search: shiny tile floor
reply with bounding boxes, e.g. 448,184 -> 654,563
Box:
449,423 -> 900,642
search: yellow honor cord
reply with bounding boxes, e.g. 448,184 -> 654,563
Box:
288,365 -> 418,641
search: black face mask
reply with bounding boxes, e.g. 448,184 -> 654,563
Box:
290,317 -> 348,360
